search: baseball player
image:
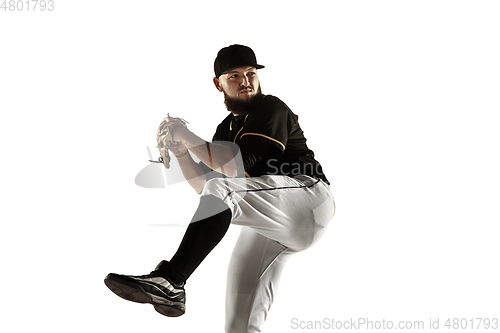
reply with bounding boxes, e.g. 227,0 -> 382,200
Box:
104,44 -> 335,333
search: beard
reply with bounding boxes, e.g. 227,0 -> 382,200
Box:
223,85 -> 264,115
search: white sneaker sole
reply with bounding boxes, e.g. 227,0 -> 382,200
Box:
104,274 -> 185,317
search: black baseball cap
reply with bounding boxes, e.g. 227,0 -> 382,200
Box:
214,44 -> 265,78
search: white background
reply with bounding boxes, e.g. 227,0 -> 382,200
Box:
1,1 -> 499,332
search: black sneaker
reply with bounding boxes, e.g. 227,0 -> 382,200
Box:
104,261 -> 186,317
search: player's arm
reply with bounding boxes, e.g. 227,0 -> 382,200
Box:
169,142 -> 207,194
173,126 -> 240,178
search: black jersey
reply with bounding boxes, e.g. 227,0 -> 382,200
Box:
204,95 -> 328,184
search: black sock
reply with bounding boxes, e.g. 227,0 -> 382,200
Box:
169,195 -> 232,283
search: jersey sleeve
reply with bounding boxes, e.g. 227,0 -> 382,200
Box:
236,97 -> 296,152
235,97 -> 298,173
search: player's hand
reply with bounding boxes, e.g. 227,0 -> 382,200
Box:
158,115 -> 189,143
158,115 -> 188,133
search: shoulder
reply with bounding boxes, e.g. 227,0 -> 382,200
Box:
215,113 -> 232,130
211,112 -> 232,141
260,95 -> 291,111
250,95 -> 297,123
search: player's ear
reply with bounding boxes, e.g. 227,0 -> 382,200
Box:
213,77 -> 223,92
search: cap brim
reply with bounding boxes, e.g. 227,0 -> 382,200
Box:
220,64 -> 265,76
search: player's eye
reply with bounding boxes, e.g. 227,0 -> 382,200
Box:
248,72 -> 256,77
229,74 -> 238,79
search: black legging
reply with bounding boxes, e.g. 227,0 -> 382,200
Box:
169,195 -> 232,283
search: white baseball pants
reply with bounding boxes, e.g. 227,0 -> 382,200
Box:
201,175 -> 335,333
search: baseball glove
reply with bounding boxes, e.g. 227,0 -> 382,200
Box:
155,114 -> 189,169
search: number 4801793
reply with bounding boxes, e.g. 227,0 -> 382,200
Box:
1,0 -> 55,11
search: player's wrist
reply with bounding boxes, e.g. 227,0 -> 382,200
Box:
174,149 -> 189,159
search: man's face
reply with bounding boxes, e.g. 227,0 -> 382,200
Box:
214,66 -> 260,101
